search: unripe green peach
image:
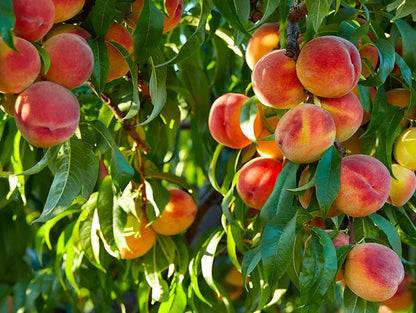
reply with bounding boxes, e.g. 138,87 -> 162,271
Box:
344,243 -> 404,302
394,127 -> 416,171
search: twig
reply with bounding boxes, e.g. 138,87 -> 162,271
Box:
348,216 -> 355,244
286,1 -> 308,59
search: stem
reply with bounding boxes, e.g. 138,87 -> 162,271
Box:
334,139 -> 347,157
348,216 -> 355,244
286,1 -> 308,59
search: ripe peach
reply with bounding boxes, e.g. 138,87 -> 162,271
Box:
150,188 -> 197,236
14,81 -> 80,147
386,88 -> 416,128
274,104 -> 336,163
252,49 -> 305,109
256,116 -> 283,160
12,0 -> 55,41
43,33 -> 94,89
320,92 -> 363,142
236,157 -> 283,210
333,154 -> 391,217
119,213 -> 157,259
45,23 -> 91,42
1,94 -> 17,116
245,23 -> 280,70
394,127 -> 416,171
344,243 -> 405,302
0,37 -> 41,94
51,0 -> 86,23
381,273 -> 414,311
104,23 -> 134,82
125,0 -> 183,33
208,93 -> 263,149
387,163 -> 416,207
296,36 -> 361,98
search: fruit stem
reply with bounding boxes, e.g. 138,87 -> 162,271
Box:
286,1 -> 307,59
348,216 -> 355,244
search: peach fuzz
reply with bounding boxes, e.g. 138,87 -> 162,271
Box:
236,157 -> 283,210
320,92 -> 363,142
12,0 -> 55,41
344,243 -> 404,302
245,23 -> 280,70
125,0 -> 183,33
0,37 -> 41,94
150,188 -> 197,236
51,0 -> 86,23
208,93 -> 263,149
14,81 -> 80,148
256,116 -> 283,160
274,104 -> 336,163
297,167 -> 342,217
333,154 -> 391,217
119,214 -> 157,259
252,49 -> 305,109
387,163 -> 416,207
381,273 -> 414,311
105,23 -> 134,82
386,88 -> 416,128
45,24 -> 91,42
296,36 -> 361,98
43,33 -> 93,89
394,127 -> 416,171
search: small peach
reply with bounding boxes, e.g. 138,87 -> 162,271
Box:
387,163 -> 416,207
393,127 -> 416,171
1,94 -> 17,116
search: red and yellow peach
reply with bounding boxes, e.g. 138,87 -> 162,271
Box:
51,0 -> 86,23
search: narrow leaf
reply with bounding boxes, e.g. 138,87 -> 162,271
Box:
240,96 -> 260,143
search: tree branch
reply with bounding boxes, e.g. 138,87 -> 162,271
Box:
286,1 -> 308,59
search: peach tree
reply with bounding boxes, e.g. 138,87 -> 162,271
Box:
0,0 -> 416,312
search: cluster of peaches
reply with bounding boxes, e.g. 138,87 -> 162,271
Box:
208,21 -> 415,309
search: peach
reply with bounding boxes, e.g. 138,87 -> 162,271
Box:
1,94 -> 17,116
381,273 -> 414,311
43,33 -> 94,89
125,0 -> 183,33
14,81 -> 80,147
51,0 -> 86,23
256,116 -> 283,160
252,49 -> 305,109
150,188 -> 197,236
359,45 -> 379,78
386,88 -> 416,128
320,92 -> 363,142
245,23 -> 280,70
225,266 -> 244,287
236,157 -> 283,210
274,103 -> 336,163
387,163 -> 416,207
344,243 -> 405,302
0,36 -> 41,94
45,23 -> 91,42
333,154 -> 391,217
296,36 -> 361,98
12,0 -> 55,41
394,127 -> 416,171
297,167 -> 342,217
119,213 -> 157,259
208,93 -> 263,149
104,23 -> 134,82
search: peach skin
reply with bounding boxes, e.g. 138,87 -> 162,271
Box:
51,0 -> 86,23
394,127 -> 416,171
245,23 -> 280,70
236,157 -> 283,210
45,24 -> 91,42
387,163 -> 416,207
296,36 -> 361,98
381,273 -> 414,311
274,103 -> 336,163
344,243 -> 404,302
252,49 -> 305,109
0,36 -> 41,94
333,154 -> 391,217
150,188 -> 197,236
208,93 -> 263,149
256,116 -> 283,160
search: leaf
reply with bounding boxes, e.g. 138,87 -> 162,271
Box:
249,0 -> 280,30
144,179 -> 171,223
393,1 -> 416,20
142,248 -> 170,302
33,44 -> 51,75
315,146 -> 341,219
88,37 -> 110,96
394,18 -> 416,72
132,0 -> 164,64
396,206 -> 416,237
34,137 -> 99,223
344,286 -> 380,313
241,245 -> 262,284
0,0 -> 15,50
212,0 -> 250,36
336,244 -> 353,276
97,176 -> 116,251
306,0 -> 332,32
239,96 -> 260,144
138,49 -> 167,126
353,217 -> 380,242
11,132 -> 25,204
369,213 -> 402,257
16,145 -> 60,176
91,0 -> 117,36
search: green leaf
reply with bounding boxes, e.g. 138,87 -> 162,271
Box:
393,1 -> 416,20
88,37 -> 110,96
0,0 -> 15,50
306,0 -> 332,32
250,0 -> 280,30
91,0 -> 117,36
139,49 -> 167,125
353,217 -> 380,242
144,178 -> 171,223
97,176 -> 116,251
343,286 -> 380,313
16,145 -> 60,176
397,206 -> 416,237
315,146 -> 341,219
11,132 -> 25,204
132,0 -> 164,64
212,0 -> 250,36
393,19 -> 416,72
369,213 -> 402,257
239,96 -> 260,144
33,44 -> 51,75
336,244 -> 353,277
241,246 -> 262,284
142,248 -> 170,302
34,137 -> 99,223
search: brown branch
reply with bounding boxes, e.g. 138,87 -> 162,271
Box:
348,216 -> 355,244
286,1 -> 308,59
334,139 -> 347,157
